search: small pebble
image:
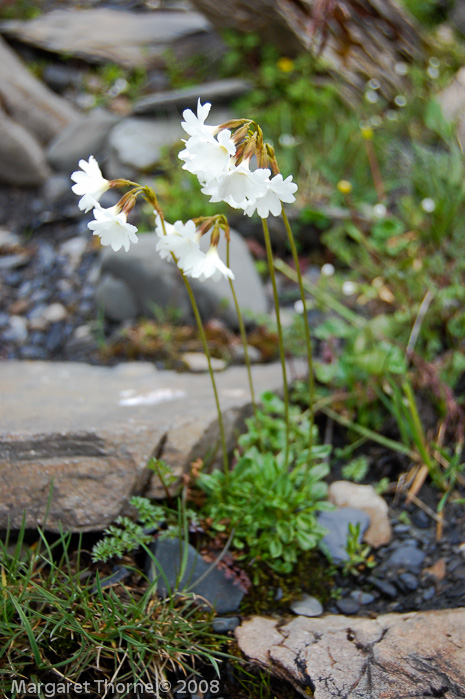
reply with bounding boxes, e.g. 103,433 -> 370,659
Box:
290,594 -> 323,617
422,585 -> 436,601
212,617 -> 240,633
397,573 -> 418,592
368,577 -> 398,598
386,544 -> 426,572
412,509 -> 430,529
350,590 -> 376,605
336,597 -> 360,615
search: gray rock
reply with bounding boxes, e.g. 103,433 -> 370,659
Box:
146,538 -> 245,614
290,594 -> 323,618
47,109 -> 120,173
180,351 -> 227,373
317,507 -> 371,563
236,609 -> 465,698
328,480 -> 391,548
0,359 -> 294,530
95,229 -> 267,329
0,35 -> 78,146
0,9 -> 211,68
385,543 -> 426,572
133,79 -> 251,114
211,616 -> 240,633
107,116 -> 184,174
335,597 -> 360,615
0,106 -> 50,186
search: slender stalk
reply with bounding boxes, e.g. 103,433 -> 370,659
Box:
363,139 -> 385,201
181,274 -> 230,481
281,208 -> 315,452
226,239 -> 256,411
261,217 -> 290,462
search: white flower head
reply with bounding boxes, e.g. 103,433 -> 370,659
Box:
342,280 -> 358,296
179,129 -> 236,182
88,204 -> 138,252
421,197 -> 436,213
203,160 -> 270,210
245,173 -> 298,218
181,99 -> 215,139
189,245 -> 235,282
321,263 -> 335,277
155,214 -> 205,272
71,156 -> 110,212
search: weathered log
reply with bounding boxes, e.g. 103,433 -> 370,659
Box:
190,0 -> 425,95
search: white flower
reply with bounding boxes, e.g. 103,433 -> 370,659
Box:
71,156 -> 110,212
421,197 -> 436,213
88,205 -> 138,252
202,160 -> 270,210
342,280 -> 358,296
373,203 -> 387,218
189,245 -> 235,282
181,99 -> 216,139
155,215 -> 205,272
321,263 -> 335,277
179,129 -> 236,182
244,173 -> 298,217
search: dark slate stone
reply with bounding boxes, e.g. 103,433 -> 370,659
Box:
317,507 -> 371,563
397,572 -> 418,592
146,538 -> 244,614
411,508 -> 430,529
336,597 -> 360,615
368,576 -> 398,599
211,616 -> 240,633
386,543 -> 426,572
133,79 -> 251,114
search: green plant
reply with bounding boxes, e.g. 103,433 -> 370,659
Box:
342,455 -> 370,482
197,391 -> 332,576
341,523 -> 376,577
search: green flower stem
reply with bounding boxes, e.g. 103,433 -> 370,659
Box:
281,208 -> 315,452
226,239 -> 256,412
181,274 -> 230,482
261,216 -> 290,463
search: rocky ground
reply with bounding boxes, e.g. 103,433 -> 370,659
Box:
1,2 -> 465,697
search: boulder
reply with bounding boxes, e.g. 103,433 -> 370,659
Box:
0,35 -> 78,145
0,8 -> 211,69
236,609 -> 465,698
0,107 -> 50,186
47,109 -> 120,173
0,359 -> 294,531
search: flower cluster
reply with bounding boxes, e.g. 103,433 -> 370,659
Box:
71,156 -> 137,253
178,100 -> 298,218
70,155 -> 234,281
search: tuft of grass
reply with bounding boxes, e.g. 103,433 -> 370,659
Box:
0,522 -> 226,696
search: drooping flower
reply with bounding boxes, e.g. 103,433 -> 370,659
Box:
179,129 -> 236,182
189,245 -> 235,282
71,156 -> 110,212
181,99 -> 216,139
244,173 -> 298,218
155,215 -> 205,272
202,160 -> 270,210
88,204 -> 138,252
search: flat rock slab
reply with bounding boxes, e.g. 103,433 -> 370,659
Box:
0,9 -> 211,68
0,360 -> 297,531
236,610 -> 465,698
